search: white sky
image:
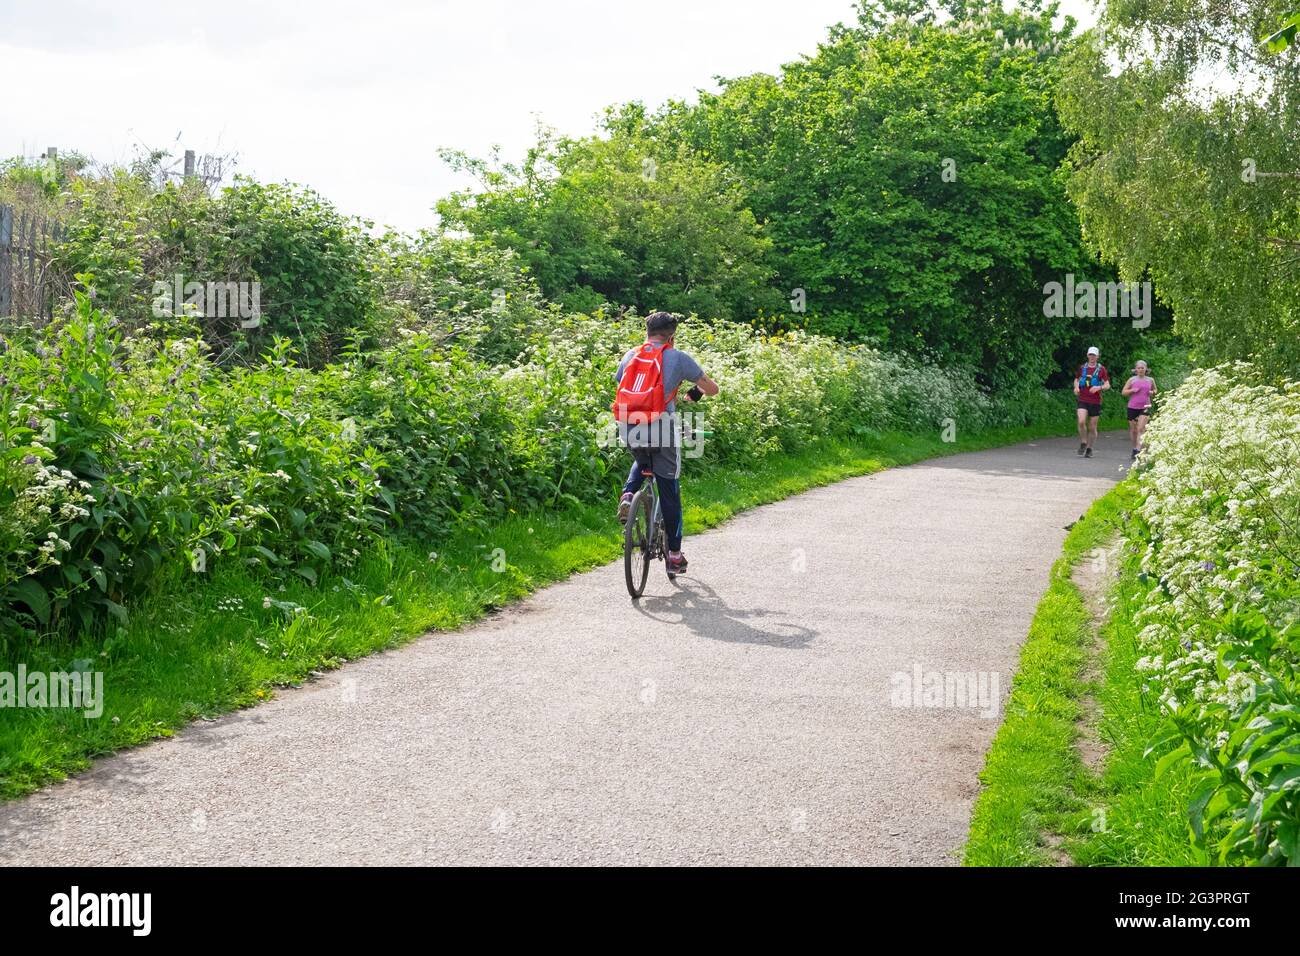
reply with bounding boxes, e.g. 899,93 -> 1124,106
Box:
1,0 -> 1098,233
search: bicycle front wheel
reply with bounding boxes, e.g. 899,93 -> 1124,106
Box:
624,488 -> 652,598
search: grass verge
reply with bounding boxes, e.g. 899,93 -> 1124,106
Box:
1065,545 -> 1206,866
963,478 -> 1207,866
963,482 -> 1134,865
1,416 -> 1107,800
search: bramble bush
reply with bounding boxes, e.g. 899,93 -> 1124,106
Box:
1125,364 -> 1300,865
0,293 -> 1031,640
22,165 -> 381,367
376,231 -> 553,367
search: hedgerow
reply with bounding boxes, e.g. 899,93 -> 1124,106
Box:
0,289 -> 1036,641
1125,364 -> 1300,864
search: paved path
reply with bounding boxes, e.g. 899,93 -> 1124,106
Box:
0,433 -> 1128,866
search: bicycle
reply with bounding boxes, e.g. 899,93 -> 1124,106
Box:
622,425 -> 711,599
623,456 -> 672,599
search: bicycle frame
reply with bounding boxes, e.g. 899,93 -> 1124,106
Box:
623,462 -> 672,598
640,464 -> 667,560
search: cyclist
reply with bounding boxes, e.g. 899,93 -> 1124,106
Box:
614,311 -> 718,575
1120,359 -> 1156,460
1073,345 -> 1110,458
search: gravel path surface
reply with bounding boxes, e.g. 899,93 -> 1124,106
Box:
0,432 -> 1128,866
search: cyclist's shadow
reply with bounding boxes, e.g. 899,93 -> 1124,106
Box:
633,578 -> 817,648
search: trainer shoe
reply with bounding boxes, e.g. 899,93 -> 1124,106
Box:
1077,442 -> 1087,456
1085,447 -> 1093,458
667,551 -> 689,575
617,493 -> 633,523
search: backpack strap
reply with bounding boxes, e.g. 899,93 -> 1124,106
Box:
659,341 -> 680,406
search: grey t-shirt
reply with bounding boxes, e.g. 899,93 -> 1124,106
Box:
614,345 -> 704,414
614,344 -> 704,449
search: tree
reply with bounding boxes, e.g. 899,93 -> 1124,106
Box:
435,128 -> 781,321
1264,10 -> 1300,51
1057,1 -> 1300,376
647,0 -> 1120,383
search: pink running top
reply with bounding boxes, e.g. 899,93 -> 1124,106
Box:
1127,376 -> 1154,409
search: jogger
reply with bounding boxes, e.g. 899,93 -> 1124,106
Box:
1121,360 -> 1156,460
1073,346 -> 1109,458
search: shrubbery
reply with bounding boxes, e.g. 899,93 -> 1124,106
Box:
1125,364 -> 1300,864
48,174 -> 381,366
25,162 -> 572,371
0,288 -> 1031,640
376,231 -> 553,366
436,130 -> 781,322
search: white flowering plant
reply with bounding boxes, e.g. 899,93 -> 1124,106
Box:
1127,363 -> 1300,865
0,406 -> 95,631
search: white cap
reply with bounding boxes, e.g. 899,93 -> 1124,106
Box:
1087,346 -> 1100,356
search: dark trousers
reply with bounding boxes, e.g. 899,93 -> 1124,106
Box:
622,458 -> 683,552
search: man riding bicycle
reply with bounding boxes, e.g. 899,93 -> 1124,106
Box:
613,311 -> 718,575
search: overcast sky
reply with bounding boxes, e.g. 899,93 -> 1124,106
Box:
1,0 -> 1098,233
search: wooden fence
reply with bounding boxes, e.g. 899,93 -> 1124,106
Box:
0,204 -> 64,324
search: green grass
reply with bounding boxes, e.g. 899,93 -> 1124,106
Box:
963,483 -> 1134,865
1065,547 -> 1207,866
963,479 -> 1210,867
0,416 -> 1106,800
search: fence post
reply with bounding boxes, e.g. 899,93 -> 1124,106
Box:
184,150 -> 195,179
46,147 -> 57,160
19,211 -> 34,321
39,213 -> 50,322
0,204 -> 12,319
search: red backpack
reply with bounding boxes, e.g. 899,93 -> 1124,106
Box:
612,340 -> 678,426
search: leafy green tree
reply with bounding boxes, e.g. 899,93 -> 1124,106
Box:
435,128 -> 781,321
642,0 -> 1125,383
1264,9 -> 1300,51
1057,1 -> 1300,376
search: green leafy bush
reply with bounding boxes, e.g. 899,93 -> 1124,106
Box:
217,179 -> 379,365
376,231 -> 552,366
436,129 -> 782,323
0,292 -> 389,638
44,171 -> 379,366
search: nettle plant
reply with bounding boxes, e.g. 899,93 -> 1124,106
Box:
329,334 -> 524,540
211,338 -> 391,580
1130,364 -> 1300,864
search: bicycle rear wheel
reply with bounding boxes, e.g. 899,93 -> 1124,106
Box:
624,488 -> 652,598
